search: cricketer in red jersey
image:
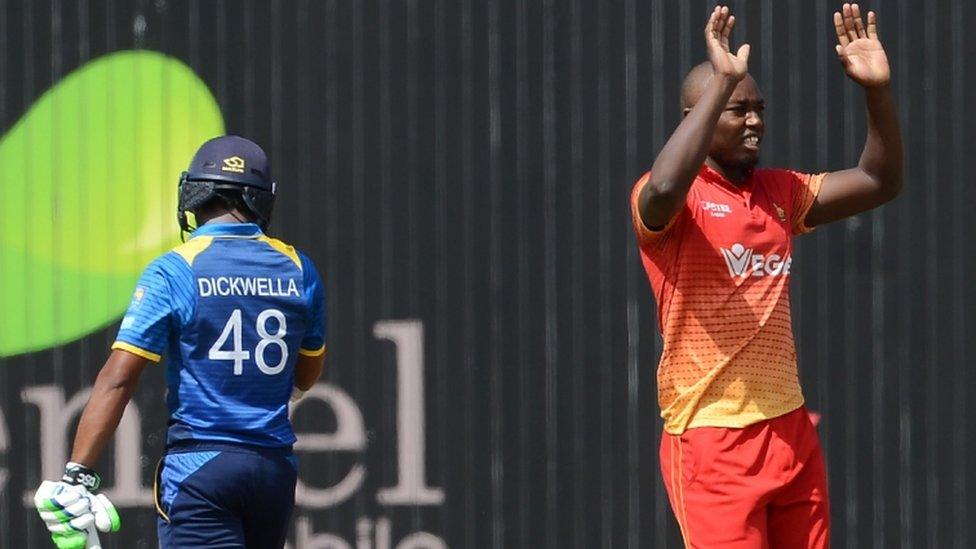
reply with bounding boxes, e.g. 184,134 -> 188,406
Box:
631,4 -> 902,547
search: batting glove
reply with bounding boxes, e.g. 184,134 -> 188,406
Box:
34,463 -> 120,548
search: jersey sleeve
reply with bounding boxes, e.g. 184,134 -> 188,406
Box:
298,252 -> 327,357
112,260 -> 177,362
631,171 -> 684,246
787,170 -> 826,235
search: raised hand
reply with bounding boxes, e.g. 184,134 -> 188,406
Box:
833,3 -> 890,88
704,5 -> 750,81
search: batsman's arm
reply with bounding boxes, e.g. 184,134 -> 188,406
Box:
69,350 -> 148,466
638,5 -> 749,230
294,352 -> 325,392
295,250 -> 327,396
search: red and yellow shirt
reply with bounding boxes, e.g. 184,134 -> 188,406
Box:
631,165 -> 824,434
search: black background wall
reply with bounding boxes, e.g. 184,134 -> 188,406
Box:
0,1 -> 972,547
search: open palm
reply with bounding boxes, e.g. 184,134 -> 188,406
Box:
834,4 -> 890,88
705,6 -> 750,81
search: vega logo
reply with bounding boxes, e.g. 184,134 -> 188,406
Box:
720,243 -> 793,278
0,51 -> 224,357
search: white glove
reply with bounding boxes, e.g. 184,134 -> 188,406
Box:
34,480 -> 94,549
34,464 -> 121,549
291,386 -> 307,402
60,462 -> 120,534
87,492 -> 120,533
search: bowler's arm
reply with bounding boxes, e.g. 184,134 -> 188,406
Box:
803,5 -> 903,228
638,6 -> 749,230
803,85 -> 902,227
639,76 -> 739,229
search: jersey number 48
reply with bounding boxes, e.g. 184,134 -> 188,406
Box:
209,308 -> 288,375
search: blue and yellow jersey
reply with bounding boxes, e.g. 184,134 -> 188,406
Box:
112,222 -> 326,448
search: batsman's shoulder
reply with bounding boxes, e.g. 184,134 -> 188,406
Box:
257,234 -> 304,270
158,249 -> 196,273
170,235 -> 217,267
295,248 -> 317,269
295,248 -> 325,281
132,250 -> 195,289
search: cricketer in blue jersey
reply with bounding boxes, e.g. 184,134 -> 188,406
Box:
33,136 -> 327,549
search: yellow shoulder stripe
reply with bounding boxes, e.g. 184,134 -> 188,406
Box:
299,345 -> 327,357
172,236 -> 214,266
258,236 -> 302,270
112,341 -> 162,363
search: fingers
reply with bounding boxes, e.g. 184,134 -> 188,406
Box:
39,509 -> 94,533
706,5 -> 736,54
851,4 -> 867,38
705,5 -> 719,38
715,6 -> 727,38
833,12 -> 850,47
842,4 -> 858,43
39,495 -> 89,517
68,513 -> 96,532
834,4 -> 877,53
90,494 -> 121,533
723,14 -> 736,41
737,44 -> 751,62
47,520 -> 85,534
715,5 -> 729,33
710,5 -> 736,53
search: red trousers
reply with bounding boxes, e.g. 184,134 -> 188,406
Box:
660,407 -> 830,548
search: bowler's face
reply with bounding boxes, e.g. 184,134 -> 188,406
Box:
708,76 -> 765,171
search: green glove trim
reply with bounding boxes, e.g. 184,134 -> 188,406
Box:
106,501 -> 121,532
51,532 -> 86,549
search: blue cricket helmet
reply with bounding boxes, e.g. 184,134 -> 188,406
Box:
178,135 -> 277,234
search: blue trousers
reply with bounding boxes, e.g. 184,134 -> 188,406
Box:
155,442 -> 298,548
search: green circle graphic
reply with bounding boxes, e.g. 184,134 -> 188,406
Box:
0,50 -> 225,357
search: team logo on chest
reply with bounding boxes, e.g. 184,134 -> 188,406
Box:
720,243 -> 792,278
701,200 -> 733,218
773,202 -> 787,222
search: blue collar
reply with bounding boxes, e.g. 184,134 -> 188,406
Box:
190,222 -> 263,239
